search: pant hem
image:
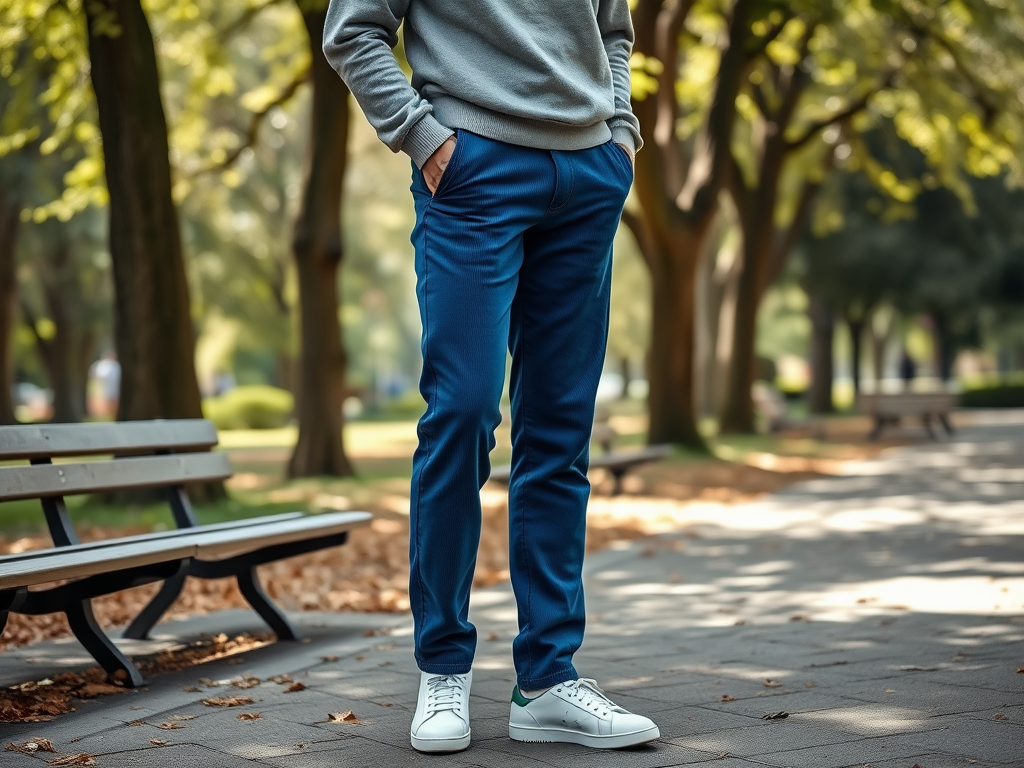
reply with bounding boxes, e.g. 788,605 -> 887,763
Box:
518,665 -> 577,691
417,659 -> 474,676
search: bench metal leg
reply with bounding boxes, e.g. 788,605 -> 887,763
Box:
610,468 -> 627,496
939,413 -> 955,435
123,570 -> 188,640
868,416 -> 886,442
922,414 -> 938,440
237,567 -> 298,641
66,601 -> 145,688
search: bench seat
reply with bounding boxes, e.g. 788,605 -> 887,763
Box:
0,419 -> 374,687
0,511 -> 370,590
489,444 -> 672,495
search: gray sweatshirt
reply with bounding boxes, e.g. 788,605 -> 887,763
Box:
322,0 -> 641,169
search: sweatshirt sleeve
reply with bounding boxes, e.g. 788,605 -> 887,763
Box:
597,0 -> 642,157
322,0 -> 453,168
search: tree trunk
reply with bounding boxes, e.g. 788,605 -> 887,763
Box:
0,188 -> 19,425
618,355 -> 631,400
846,313 -> 866,400
287,7 -> 353,478
38,241 -> 87,423
646,234 -> 705,448
718,241 -> 764,433
807,294 -> 834,414
85,0 -> 221,499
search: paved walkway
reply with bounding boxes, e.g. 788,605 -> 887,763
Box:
2,413 -> 1023,767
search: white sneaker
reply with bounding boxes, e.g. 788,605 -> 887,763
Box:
508,678 -> 660,748
410,670 -> 472,753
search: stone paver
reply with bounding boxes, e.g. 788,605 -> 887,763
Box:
2,411 -> 1022,767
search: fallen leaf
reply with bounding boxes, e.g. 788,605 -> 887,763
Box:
354,655 -> 366,661
269,674 -> 293,684
199,678 -> 221,688
804,682 -> 816,688
150,739 -> 168,746
237,712 -> 261,721
734,619 -> 747,626
900,666 -> 937,672
285,682 -> 307,693
6,738 -> 56,753
231,674 -> 261,690
487,632 -> 499,641
296,743 -> 306,749
763,679 -> 782,688
328,711 -> 362,724
78,682 -> 123,697
319,656 -> 338,663
716,754 -> 729,760
1016,666 -> 1024,674
157,722 -> 183,730
885,688 -> 897,693
181,686 -> 201,693
762,711 -> 789,720
994,714 -> 1007,720
171,715 -> 196,721
47,754 -> 96,766
127,719 -> 145,726
374,702 -> 394,708
720,695 -> 736,702
202,696 -> 254,707
789,615 -> 810,623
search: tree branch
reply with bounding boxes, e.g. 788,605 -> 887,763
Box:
744,10 -> 794,61
678,0 -> 751,218
217,0 -> 286,43
654,0 -> 696,188
785,78 -> 887,152
190,67 -> 310,177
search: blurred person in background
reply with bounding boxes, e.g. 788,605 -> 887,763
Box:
323,0 -> 659,754
88,351 -> 120,419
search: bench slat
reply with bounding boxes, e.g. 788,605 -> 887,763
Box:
0,452 -> 233,502
0,538 -> 197,590
2,512 -> 306,562
0,420 -> 218,460
0,511 -> 372,590
194,511 -> 372,560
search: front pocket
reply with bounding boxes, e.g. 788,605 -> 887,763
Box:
431,129 -> 466,198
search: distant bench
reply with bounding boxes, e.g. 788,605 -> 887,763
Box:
489,409 -> 671,495
858,393 -> 957,441
0,419 -> 371,687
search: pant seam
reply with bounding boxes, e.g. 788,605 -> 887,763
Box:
414,203 -> 440,665
515,301 -> 536,683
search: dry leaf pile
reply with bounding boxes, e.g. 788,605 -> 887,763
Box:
0,669 -> 126,723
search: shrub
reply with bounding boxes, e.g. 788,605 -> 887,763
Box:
203,385 -> 294,430
959,383 -> 1024,409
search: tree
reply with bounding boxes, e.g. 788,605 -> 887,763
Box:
625,0 -> 758,448
719,0 -> 1024,431
0,180 -> 18,425
286,0 -> 353,477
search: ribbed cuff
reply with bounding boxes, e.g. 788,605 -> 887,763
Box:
609,125 -> 637,159
402,114 -> 455,169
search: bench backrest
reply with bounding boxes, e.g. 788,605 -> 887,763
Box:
0,420 -> 229,503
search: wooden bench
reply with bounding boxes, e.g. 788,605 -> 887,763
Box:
488,408 -> 672,495
858,392 -> 957,441
0,420 -> 371,687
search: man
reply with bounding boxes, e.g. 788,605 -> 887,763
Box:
323,0 -> 659,753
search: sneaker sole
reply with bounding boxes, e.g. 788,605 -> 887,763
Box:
410,731 -> 471,753
508,723 -> 660,749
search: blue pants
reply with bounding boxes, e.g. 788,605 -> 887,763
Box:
408,129 -> 632,690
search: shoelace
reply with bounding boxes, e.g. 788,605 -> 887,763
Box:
559,678 -> 626,718
424,674 -> 466,714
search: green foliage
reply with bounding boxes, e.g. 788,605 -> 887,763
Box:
960,380 -> 1024,408
202,384 -> 294,430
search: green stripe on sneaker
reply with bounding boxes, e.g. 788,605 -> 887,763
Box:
510,686 -> 532,707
